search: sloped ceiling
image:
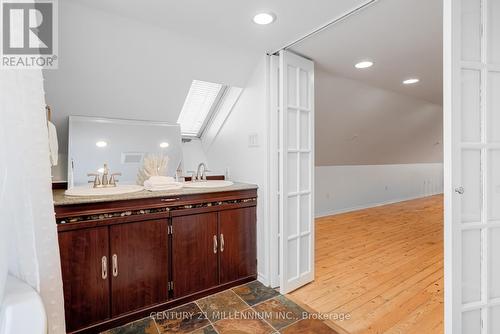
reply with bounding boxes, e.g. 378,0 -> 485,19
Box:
289,0 -> 443,166
291,0 -> 443,105
65,0 -> 369,54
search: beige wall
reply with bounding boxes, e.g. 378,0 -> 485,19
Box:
315,69 -> 443,166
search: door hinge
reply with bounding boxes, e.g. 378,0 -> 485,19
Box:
167,281 -> 174,291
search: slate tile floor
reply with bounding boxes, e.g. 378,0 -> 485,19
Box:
103,281 -> 338,334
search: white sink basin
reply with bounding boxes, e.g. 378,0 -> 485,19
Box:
65,185 -> 144,197
183,180 -> 234,188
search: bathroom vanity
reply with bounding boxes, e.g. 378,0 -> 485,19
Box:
53,183 -> 257,334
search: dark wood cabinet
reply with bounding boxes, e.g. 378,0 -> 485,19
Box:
55,188 -> 257,334
110,220 -> 169,316
58,219 -> 169,332
219,207 -> 257,284
172,212 -> 218,298
172,207 -> 257,297
59,227 -> 110,331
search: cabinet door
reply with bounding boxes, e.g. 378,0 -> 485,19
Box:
172,212 -> 218,298
58,227 -> 110,332
219,207 -> 257,284
110,220 -> 168,316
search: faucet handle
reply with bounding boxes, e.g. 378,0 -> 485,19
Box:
186,171 -> 197,181
109,172 -> 122,187
87,173 -> 101,188
202,169 -> 212,180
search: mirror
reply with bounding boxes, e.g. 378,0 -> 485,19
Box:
68,116 -> 182,187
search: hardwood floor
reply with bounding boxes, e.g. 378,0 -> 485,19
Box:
289,195 -> 444,334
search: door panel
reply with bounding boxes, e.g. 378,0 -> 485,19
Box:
487,71 -> 500,142
460,149 -> 481,223
447,0 -> 500,332
491,306 -> 500,332
219,207 -> 257,284
487,0 -> 500,64
461,0 -> 481,61
58,227 -> 110,332
462,310 -> 481,333
110,220 -> 168,316
461,69 -> 481,142
461,229 -> 481,304
171,212 -> 218,298
279,50 -> 314,293
489,227 -> 500,299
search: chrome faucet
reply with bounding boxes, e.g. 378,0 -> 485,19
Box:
101,163 -> 110,186
88,163 -> 122,188
195,162 -> 207,182
87,173 -> 101,188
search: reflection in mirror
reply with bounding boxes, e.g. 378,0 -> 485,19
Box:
68,116 -> 182,187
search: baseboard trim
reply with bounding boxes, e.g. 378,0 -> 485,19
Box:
315,193 -> 443,218
257,273 -> 269,286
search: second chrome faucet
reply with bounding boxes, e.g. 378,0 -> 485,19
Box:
88,163 -> 122,188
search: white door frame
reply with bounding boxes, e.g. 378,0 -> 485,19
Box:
268,54 -> 280,288
443,0 -> 459,331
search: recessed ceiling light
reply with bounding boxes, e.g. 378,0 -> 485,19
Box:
95,141 -> 107,148
403,78 -> 420,85
355,61 -> 374,69
159,142 -> 169,148
253,12 -> 275,25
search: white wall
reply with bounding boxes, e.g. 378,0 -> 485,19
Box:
315,163 -> 443,217
43,0 -> 259,157
314,69 -> 443,216
204,57 -> 270,284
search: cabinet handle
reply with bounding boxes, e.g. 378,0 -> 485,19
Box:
220,234 -> 225,253
101,256 -> 108,280
213,235 -> 218,254
161,198 -> 180,202
112,254 -> 118,277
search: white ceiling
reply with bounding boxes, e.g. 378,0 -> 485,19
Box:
291,0 -> 443,105
68,0 -> 369,55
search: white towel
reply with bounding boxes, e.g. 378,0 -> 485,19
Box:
143,176 -> 183,191
144,176 -> 175,186
144,182 -> 183,192
47,121 -> 58,166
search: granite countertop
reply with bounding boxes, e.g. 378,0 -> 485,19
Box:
53,182 -> 258,206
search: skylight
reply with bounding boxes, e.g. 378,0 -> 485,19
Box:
177,80 -> 225,137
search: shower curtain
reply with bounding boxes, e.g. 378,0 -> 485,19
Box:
0,69 -> 66,333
